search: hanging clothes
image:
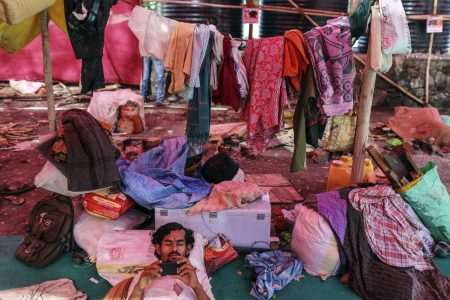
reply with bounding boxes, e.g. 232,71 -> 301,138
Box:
128,6 -> 176,61
179,24 -> 210,100
212,35 -> 241,112
231,40 -> 249,99
283,29 -> 309,93
65,0 -> 118,94
348,0 -> 372,40
304,17 -> 354,117
210,33 -> 224,91
349,185 -> 433,271
186,31 -> 213,146
164,21 -> 196,94
241,36 -> 288,153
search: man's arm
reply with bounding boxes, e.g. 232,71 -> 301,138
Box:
175,258 -> 210,300
130,261 -> 162,299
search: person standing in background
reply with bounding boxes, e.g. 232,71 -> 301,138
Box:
142,56 -> 166,106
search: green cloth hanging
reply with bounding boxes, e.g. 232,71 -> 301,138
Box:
348,0 -> 373,40
186,33 -> 213,146
290,66 -> 317,172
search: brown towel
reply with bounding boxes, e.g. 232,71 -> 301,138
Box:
164,22 -> 196,94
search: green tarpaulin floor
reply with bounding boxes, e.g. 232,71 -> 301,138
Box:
1,236 -> 449,300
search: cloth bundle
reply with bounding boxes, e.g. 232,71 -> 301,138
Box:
245,250 -> 303,300
117,136 -> 211,209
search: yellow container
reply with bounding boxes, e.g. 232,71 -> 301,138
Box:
326,156 -> 374,191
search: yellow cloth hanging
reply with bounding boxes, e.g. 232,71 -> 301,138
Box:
0,0 -> 67,54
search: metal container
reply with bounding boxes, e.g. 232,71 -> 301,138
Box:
160,0 -> 243,37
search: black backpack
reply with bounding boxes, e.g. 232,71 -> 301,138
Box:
15,194 -> 74,268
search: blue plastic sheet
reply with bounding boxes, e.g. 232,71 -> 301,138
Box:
117,137 -> 211,209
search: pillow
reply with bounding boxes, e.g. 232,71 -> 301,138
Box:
73,210 -> 148,261
96,230 -> 206,286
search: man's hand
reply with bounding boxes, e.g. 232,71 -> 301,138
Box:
138,261 -> 163,289
131,260 -> 163,299
174,257 -> 210,300
174,257 -> 200,289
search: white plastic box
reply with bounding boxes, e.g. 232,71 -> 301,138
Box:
155,197 -> 271,249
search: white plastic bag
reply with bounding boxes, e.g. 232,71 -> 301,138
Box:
369,4 -> 393,72
87,89 -> 145,131
291,205 -> 340,276
34,161 -> 95,197
73,210 -> 148,261
379,0 -> 412,55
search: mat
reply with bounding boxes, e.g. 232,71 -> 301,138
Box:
1,236 -> 449,300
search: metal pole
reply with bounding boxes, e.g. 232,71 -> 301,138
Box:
39,10 -> 56,132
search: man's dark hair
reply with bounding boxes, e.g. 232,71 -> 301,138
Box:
206,16 -> 218,26
152,222 -> 195,249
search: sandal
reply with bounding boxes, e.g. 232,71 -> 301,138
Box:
434,241 -> 450,258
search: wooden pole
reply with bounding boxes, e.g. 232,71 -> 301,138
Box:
424,0 -> 439,105
247,0 -> 254,39
351,67 -> 377,183
39,10 -> 56,133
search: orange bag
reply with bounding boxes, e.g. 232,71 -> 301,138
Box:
204,234 -> 238,275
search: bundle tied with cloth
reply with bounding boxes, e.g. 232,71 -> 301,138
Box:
38,108 -> 120,192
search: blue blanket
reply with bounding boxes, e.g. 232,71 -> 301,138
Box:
117,137 -> 211,209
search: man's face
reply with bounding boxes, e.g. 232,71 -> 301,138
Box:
155,229 -> 190,262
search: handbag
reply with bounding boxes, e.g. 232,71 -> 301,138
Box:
324,114 -> 357,152
204,234 -> 239,275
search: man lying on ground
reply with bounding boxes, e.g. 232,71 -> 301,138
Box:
105,222 -> 213,299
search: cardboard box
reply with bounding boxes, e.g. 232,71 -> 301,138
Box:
82,189 -> 134,220
155,197 -> 271,249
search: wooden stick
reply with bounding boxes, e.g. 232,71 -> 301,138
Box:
351,66 -> 377,183
286,0 -> 320,27
407,14 -> 450,20
354,55 -> 425,106
424,0 -> 439,105
39,10 -> 56,133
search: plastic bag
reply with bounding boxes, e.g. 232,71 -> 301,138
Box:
401,162 -> 450,243
291,205 -> 340,276
73,210 -> 148,261
324,115 -> 357,152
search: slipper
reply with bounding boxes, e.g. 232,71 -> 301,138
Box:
434,241 -> 450,258
0,184 -> 35,196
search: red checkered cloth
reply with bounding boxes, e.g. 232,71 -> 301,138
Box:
349,185 -> 433,271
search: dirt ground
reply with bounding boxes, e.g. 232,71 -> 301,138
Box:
1,99 -> 449,236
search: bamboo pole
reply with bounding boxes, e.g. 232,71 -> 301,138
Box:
424,0 -> 439,105
39,10 -> 56,133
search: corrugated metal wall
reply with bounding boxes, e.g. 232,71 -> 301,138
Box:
160,0 -> 243,37
260,0 -> 348,37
